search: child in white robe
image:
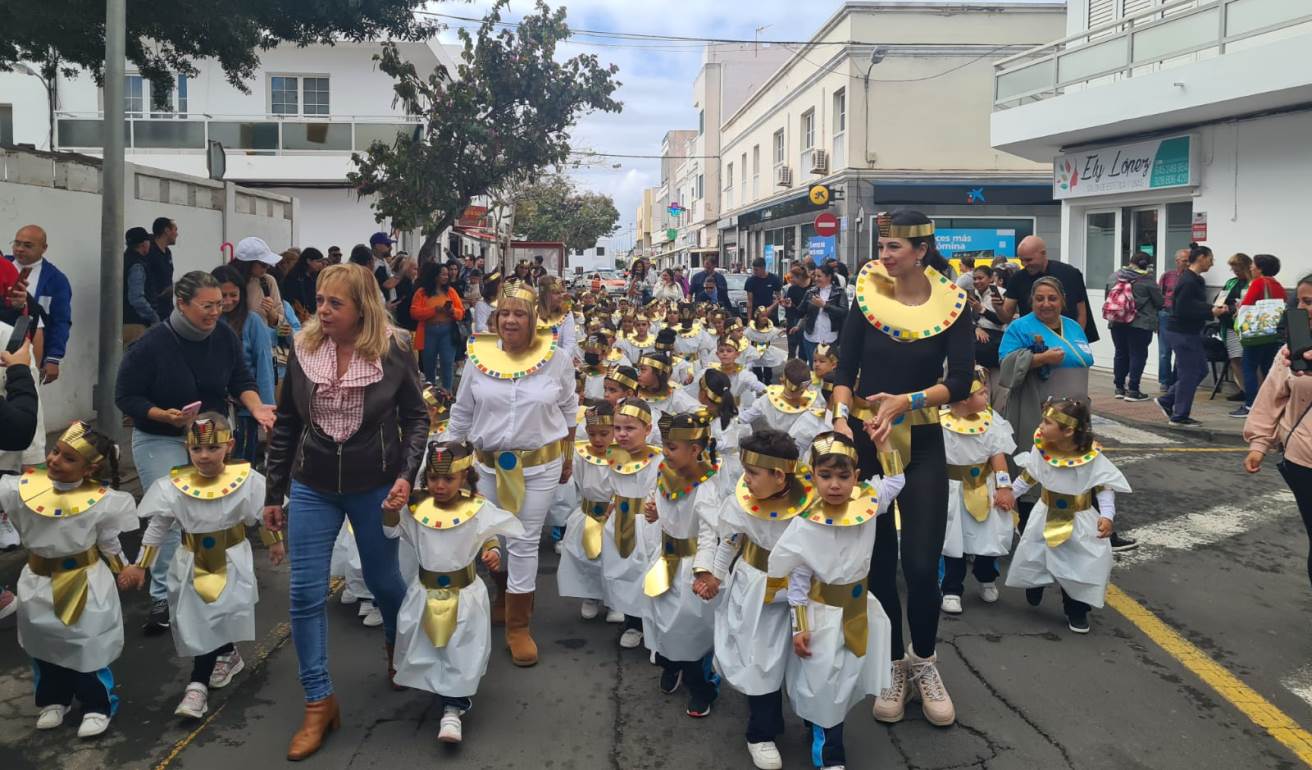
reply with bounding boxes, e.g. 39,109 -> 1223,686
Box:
605,398 -> 663,650
557,402 -> 620,622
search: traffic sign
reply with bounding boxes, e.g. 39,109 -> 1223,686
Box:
809,184 -> 830,206
814,212 -> 839,238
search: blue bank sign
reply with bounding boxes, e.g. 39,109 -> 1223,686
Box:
1053,134 -> 1198,200
935,228 -> 1016,258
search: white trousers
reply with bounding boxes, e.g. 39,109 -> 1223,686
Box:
477,458 -> 562,594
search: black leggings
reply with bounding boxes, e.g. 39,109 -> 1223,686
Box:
190,643 -> 235,686
1279,459 -> 1312,589
854,421 -> 948,659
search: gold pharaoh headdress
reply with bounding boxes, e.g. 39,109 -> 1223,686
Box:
186,418 -> 232,448
876,211 -> 935,239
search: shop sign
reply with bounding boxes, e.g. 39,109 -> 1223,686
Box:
807,235 -> 836,262
1192,211 -> 1207,242
1053,135 -> 1197,200
935,228 -> 1016,258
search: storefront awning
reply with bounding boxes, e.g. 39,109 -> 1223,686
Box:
454,225 -> 497,243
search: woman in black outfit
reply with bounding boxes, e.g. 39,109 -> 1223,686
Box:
832,209 -> 974,728
782,263 -> 812,359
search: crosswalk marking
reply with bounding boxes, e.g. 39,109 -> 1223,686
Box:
1118,489 -> 1295,567
1282,665 -> 1312,713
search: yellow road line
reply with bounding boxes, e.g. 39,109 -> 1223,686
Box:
1102,447 -> 1248,453
1106,584 -> 1312,766
154,577 -> 344,769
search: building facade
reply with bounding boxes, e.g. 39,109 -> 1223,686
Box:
990,0 -> 1312,370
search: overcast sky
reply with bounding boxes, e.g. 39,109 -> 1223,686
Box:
431,1 -> 1064,254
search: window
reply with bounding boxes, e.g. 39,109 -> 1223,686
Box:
725,162 -> 734,188
271,76 -> 299,115
832,89 -> 846,169
696,174 -> 704,201
123,74 -> 188,118
125,75 -> 144,117
752,145 -> 760,198
698,109 -> 705,135
0,105 -> 11,146
303,77 -> 330,115
597,246 -> 606,256
801,109 -> 815,152
269,75 -> 331,116
772,129 -> 785,167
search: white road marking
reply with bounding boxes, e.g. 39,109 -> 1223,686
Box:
1281,664 -> 1312,712
1118,489 -> 1296,567
1093,414 -> 1179,445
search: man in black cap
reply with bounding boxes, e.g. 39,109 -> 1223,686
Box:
123,226 -> 158,345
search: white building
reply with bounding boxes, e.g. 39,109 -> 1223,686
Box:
0,40 -> 457,255
650,129 -> 698,268
991,0 -> 1312,371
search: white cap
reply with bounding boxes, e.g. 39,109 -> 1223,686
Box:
234,237 -> 280,266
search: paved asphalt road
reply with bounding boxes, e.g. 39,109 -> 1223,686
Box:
3,415 -> 1311,770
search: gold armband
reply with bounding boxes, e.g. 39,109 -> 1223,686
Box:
790,605 -> 810,635
1019,470 -> 1037,487
382,507 -> 401,528
134,544 -> 160,569
481,538 -> 501,555
835,402 -> 851,420
878,450 -> 905,478
102,552 -> 126,575
260,528 -> 285,546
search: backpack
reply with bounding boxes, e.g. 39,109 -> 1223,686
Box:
1102,278 -> 1138,323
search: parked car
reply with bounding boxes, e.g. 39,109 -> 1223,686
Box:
582,269 -> 627,296
724,273 -> 749,317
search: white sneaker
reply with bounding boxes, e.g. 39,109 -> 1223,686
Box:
437,706 -> 463,743
604,608 -> 624,624
208,649 -> 244,689
940,594 -> 963,615
36,704 -> 67,730
747,740 -> 783,769
979,582 -> 999,604
174,683 -> 209,719
580,599 -> 601,620
358,599 -> 375,618
77,712 -> 111,738
340,588 -> 359,605
362,604 -> 383,627
554,541 -> 563,554
619,628 -> 643,649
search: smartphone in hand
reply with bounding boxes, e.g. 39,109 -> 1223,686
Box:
181,400 -> 204,419
1289,308 -> 1312,373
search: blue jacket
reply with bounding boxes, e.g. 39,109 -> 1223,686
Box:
7,256 -> 72,365
239,313 -> 276,416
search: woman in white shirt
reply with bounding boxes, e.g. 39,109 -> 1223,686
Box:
447,282 -> 576,668
471,272 -> 500,334
800,264 -> 848,364
652,268 -> 685,303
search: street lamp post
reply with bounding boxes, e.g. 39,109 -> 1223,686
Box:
98,0 -> 126,441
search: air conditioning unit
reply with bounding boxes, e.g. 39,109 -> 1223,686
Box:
775,166 -> 793,187
809,149 -> 829,175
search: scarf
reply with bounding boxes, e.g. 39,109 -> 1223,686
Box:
170,308 -> 212,342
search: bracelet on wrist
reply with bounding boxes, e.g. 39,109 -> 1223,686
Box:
134,544 -> 160,570
908,390 -> 928,410
994,471 -> 1012,489
790,605 -> 810,635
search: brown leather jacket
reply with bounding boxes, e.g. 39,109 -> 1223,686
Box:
265,338 -> 429,504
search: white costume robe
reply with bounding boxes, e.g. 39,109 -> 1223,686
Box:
739,386 -> 821,435
602,447 -> 662,617
642,474 -> 721,662
942,410 -> 1017,559
557,445 -> 615,602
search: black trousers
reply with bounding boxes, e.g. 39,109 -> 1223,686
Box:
753,366 -> 774,385
941,556 -> 999,596
808,722 -> 845,767
854,421 -> 947,659
1278,459 -> 1312,589
32,658 -> 115,715
624,614 -> 642,631
746,689 -> 784,743
438,694 -> 473,711
655,653 -> 718,703
190,643 -> 235,685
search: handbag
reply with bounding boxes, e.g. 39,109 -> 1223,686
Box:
1235,280 -> 1284,347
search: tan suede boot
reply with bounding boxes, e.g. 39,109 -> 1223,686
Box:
286,694 -> 341,761
504,591 -> 539,667
490,570 -> 508,627
908,649 -> 956,727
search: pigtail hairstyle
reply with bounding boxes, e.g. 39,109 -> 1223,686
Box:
699,368 -> 737,429
81,425 -> 122,489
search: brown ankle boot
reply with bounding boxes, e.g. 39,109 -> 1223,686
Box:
490,570 -> 508,627
385,642 -> 404,691
286,694 -> 341,761
504,591 -> 539,667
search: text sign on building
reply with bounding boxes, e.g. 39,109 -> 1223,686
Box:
1053,135 -> 1197,200
935,228 -> 1016,258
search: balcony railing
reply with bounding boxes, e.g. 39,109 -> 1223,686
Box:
54,113 -> 422,154
994,0 -> 1312,109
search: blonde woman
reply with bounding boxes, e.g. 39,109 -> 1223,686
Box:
448,281 -> 578,667
262,263 -> 429,761
536,275 -> 577,357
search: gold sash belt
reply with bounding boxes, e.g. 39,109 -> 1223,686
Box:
808,577 -> 869,656
580,499 -> 610,560
1040,487 -> 1097,548
740,538 -> 788,605
643,533 -> 697,597
181,523 -> 247,603
27,547 -> 101,626
418,563 -> 478,647
610,496 -> 644,558
477,439 -> 566,515
847,399 -> 937,467
947,463 -> 991,522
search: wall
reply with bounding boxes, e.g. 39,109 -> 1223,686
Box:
0,148 -> 294,428
263,186 -> 384,254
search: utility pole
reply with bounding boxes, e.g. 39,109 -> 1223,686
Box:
98,0 -> 126,440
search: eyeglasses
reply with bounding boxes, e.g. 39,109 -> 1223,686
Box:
191,301 -> 224,313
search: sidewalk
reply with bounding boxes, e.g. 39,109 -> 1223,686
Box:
1088,368 -> 1247,445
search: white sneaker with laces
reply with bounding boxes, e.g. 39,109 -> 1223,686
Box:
209,650 -> 245,689
979,582 -> 999,603
77,712 -> 111,738
619,628 -> 643,648
747,740 -> 783,769
362,605 -> 384,627
580,599 -> 601,620
174,683 -> 209,719
940,594 -> 963,615
437,706 -> 463,743
340,588 -> 359,605
358,599 -> 375,618
908,650 -> 956,727
36,704 -> 67,730
604,608 -> 624,624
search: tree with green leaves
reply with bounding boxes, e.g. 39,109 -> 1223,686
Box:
0,0 -> 432,107
348,0 -> 622,261
513,173 -> 620,252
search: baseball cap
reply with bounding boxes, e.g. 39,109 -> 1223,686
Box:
125,227 -> 151,247
369,232 -> 395,247
234,236 -> 280,266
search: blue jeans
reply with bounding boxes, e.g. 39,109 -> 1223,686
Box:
132,430 -> 188,602
1242,342 -> 1280,407
1157,310 -> 1176,387
1159,329 -> 1207,420
288,480 -> 406,702
421,322 -> 457,390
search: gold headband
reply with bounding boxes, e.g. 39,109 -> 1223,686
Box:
876,211 -> 935,239
501,281 -> 537,305
741,449 -> 798,474
617,402 -> 652,426
584,409 -> 614,426
811,434 -> 858,463
638,355 -> 670,374
1044,407 -> 1079,429
59,421 -> 104,464
186,418 -> 233,448
813,343 -> 837,362
427,447 -> 475,477
607,368 -> 639,392
699,376 -> 723,404
653,340 -> 674,352
659,411 -> 709,442
970,378 -> 986,395
782,376 -> 808,395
